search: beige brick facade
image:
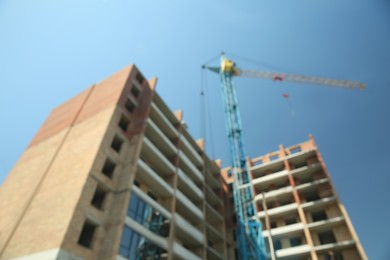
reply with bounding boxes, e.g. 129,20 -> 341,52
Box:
0,65 -> 229,260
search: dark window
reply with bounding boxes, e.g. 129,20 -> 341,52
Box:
111,135 -> 124,153
91,186 -> 107,210
324,252 -> 344,260
277,182 -> 288,189
134,179 -> 141,187
318,230 -> 337,245
232,214 -> 237,224
136,73 -> 144,84
131,85 -> 140,97
312,210 -> 327,222
300,176 -> 313,184
125,98 -> 136,113
273,239 -> 282,250
295,161 -> 308,168
78,221 -> 97,248
147,192 -> 157,201
270,221 -> 277,229
280,198 -> 293,206
270,154 -> 279,161
273,167 -> 284,173
102,158 -> 116,178
290,237 -> 303,247
306,193 -> 320,202
285,217 -> 297,225
119,115 -> 130,132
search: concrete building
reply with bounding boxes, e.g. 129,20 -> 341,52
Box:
222,136 -> 367,260
0,65 -> 229,260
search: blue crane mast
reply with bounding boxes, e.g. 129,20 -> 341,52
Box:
205,53 -> 365,259
206,55 -> 268,260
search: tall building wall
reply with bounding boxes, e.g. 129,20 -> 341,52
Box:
222,136 -> 367,260
0,65 -> 228,260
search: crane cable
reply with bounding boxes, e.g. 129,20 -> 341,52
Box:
200,67 -> 216,159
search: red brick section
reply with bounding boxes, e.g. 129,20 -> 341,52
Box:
29,65 -> 136,147
123,77 -> 157,140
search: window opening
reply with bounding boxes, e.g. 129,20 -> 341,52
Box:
131,85 -> 140,97
295,161 -> 308,168
312,210 -> 328,222
136,73 -> 144,84
306,193 -> 320,202
280,198 -> 293,206
78,221 -> 97,248
125,98 -> 136,113
119,115 -> 130,132
324,252 -> 344,260
91,186 -> 107,210
102,158 -> 116,178
111,134 -> 124,153
289,237 -> 303,247
285,217 -> 297,225
273,240 -> 282,250
318,230 -> 337,245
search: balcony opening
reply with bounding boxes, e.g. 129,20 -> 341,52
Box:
301,176 -> 314,185
273,239 -> 282,250
289,237 -> 303,247
280,198 -> 293,206
285,217 -> 297,225
270,154 -> 279,161
318,230 -> 336,245
119,115 -> 130,132
294,161 -> 307,169
147,192 -> 157,201
78,221 -> 97,248
311,210 -> 327,222
111,134 -> 124,153
253,159 -> 263,166
290,147 -> 302,154
323,252 -> 344,260
91,186 -> 107,210
102,158 -> 116,178
305,193 -> 320,202
270,221 -> 277,229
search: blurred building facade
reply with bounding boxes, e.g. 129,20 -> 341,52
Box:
222,136 -> 367,260
0,65 -> 229,260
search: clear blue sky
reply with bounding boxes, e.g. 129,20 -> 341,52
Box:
1,0 -> 389,258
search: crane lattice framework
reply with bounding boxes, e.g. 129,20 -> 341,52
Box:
205,54 -> 365,260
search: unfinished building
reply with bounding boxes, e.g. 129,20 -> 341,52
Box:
222,136 -> 367,260
0,65 -> 229,260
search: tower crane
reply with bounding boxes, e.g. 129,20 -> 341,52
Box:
204,54 -> 365,260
